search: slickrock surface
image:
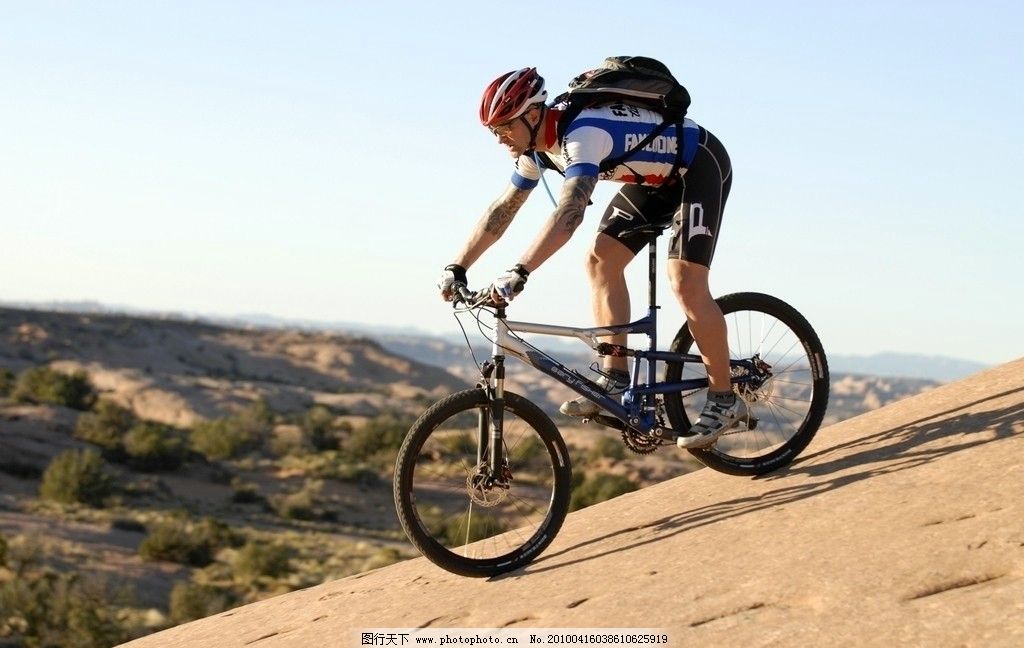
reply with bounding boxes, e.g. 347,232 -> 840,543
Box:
122,359 -> 1024,647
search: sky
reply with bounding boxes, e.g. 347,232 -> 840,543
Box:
2,1 -> 1022,365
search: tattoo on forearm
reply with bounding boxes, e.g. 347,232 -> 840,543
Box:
553,176 -> 597,234
483,187 -> 530,236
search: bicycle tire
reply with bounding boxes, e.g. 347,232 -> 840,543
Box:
394,388 -> 572,577
664,292 -> 830,476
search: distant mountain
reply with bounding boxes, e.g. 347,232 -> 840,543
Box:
1,300 -> 991,383
828,353 -> 988,382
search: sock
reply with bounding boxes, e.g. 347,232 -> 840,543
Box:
708,390 -> 736,406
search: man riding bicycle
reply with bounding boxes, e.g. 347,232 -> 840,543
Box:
438,67 -> 743,449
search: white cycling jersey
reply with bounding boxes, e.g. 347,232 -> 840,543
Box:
512,104 -> 701,189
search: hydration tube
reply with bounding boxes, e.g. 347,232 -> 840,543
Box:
532,151 -> 559,208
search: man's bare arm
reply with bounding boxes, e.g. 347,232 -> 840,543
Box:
518,175 -> 598,271
452,184 -> 531,268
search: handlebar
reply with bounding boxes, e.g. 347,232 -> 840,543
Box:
453,284 -> 503,309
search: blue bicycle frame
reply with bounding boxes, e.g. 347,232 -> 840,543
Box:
480,236 -> 760,437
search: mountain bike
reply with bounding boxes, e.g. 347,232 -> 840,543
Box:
394,228 -> 829,577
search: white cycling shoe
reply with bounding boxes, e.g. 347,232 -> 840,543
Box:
676,393 -> 749,449
559,370 -> 629,418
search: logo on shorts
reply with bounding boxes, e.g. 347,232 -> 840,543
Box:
688,203 -> 712,240
609,206 -> 636,221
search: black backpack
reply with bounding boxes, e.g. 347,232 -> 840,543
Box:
546,56 -> 691,178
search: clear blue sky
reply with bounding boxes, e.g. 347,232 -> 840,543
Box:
2,1 -> 1021,364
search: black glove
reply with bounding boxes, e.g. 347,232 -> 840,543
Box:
439,264 -> 468,301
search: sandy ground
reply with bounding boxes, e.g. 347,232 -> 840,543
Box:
118,359 -> 1024,647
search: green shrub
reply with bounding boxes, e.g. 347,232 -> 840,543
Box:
110,517 -> 147,534
190,418 -> 252,461
39,449 -> 113,507
12,366 -> 96,410
138,517 -> 237,567
0,532 -> 6,567
123,422 -> 187,471
191,401 -> 273,461
0,571 -> 131,648
74,400 -> 135,459
302,405 -> 341,451
230,477 -> 264,504
361,547 -> 403,571
269,479 -> 324,520
232,541 -> 292,582
589,435 -> 627,461
168,582 -> 237,624
0,367 -> 15,397
342,414 -> 409,464
570,473 -> 639,511
268,425 -> 308,458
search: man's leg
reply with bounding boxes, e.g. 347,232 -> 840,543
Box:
559,234 -> 635,417
587,233 -> 636,375
666,259 -> 730,391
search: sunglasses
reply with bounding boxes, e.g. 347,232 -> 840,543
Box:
487,120 -> 518,137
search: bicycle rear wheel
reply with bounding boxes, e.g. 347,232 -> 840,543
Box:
664,292 -> 830,476
393,388 -> 571,577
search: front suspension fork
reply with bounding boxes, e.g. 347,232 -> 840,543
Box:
477,356 -> 506,478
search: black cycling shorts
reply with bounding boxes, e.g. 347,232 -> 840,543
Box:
597,127 -> 732,267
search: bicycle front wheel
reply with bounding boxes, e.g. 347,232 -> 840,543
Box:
393,388 -> 572,577
664,292 -> 830,476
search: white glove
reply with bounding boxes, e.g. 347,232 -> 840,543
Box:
490,265 -> 530,303
438,264 -> 467,301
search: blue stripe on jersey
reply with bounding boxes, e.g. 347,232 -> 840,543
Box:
566,116 -> 700,168
565,163 -> 599,178
511,172 -> 539,190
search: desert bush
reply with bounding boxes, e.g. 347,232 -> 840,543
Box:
342,414 -> 410,465
168,582 -> 237,624
268,425 -> 308,458
0,542 -> 132,648
302,405 -> 341,451
122,422 -> 187,471
232,540 -> 292,582
330,461 -> 381,487
361,547 -> 403,572
12,366 -> 96,410
191,401 -> 274,461
110,517 -> 147,534
190,418 -> 252,461
268,479 -> 324,521
0,533 -> 6,566
570,473 -> 638,511
588,435 -> 627,461
230,477 -> 264,504
39,449 -> 113,507
138,517 -> 238,567
74,399 -> 135,459
0,367 -> 14,397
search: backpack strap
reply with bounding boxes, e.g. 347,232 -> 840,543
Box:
534,151 -> 564,177
663,120 -> 687,186
598,118 -> 673,177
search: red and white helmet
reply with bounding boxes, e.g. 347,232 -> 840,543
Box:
479,68 -> 547,127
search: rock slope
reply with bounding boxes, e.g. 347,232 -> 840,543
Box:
120,359 -> 1024,647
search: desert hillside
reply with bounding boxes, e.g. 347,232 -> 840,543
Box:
0,307 -> 468,427
120,358 -> 1024,647
0,307 -> 990,646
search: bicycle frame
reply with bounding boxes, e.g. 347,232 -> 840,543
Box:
476,237 -> 761,439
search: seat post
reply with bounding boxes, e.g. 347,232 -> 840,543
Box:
648,238 -> 658,312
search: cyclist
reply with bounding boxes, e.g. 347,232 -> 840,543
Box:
439,67 -> 744,448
